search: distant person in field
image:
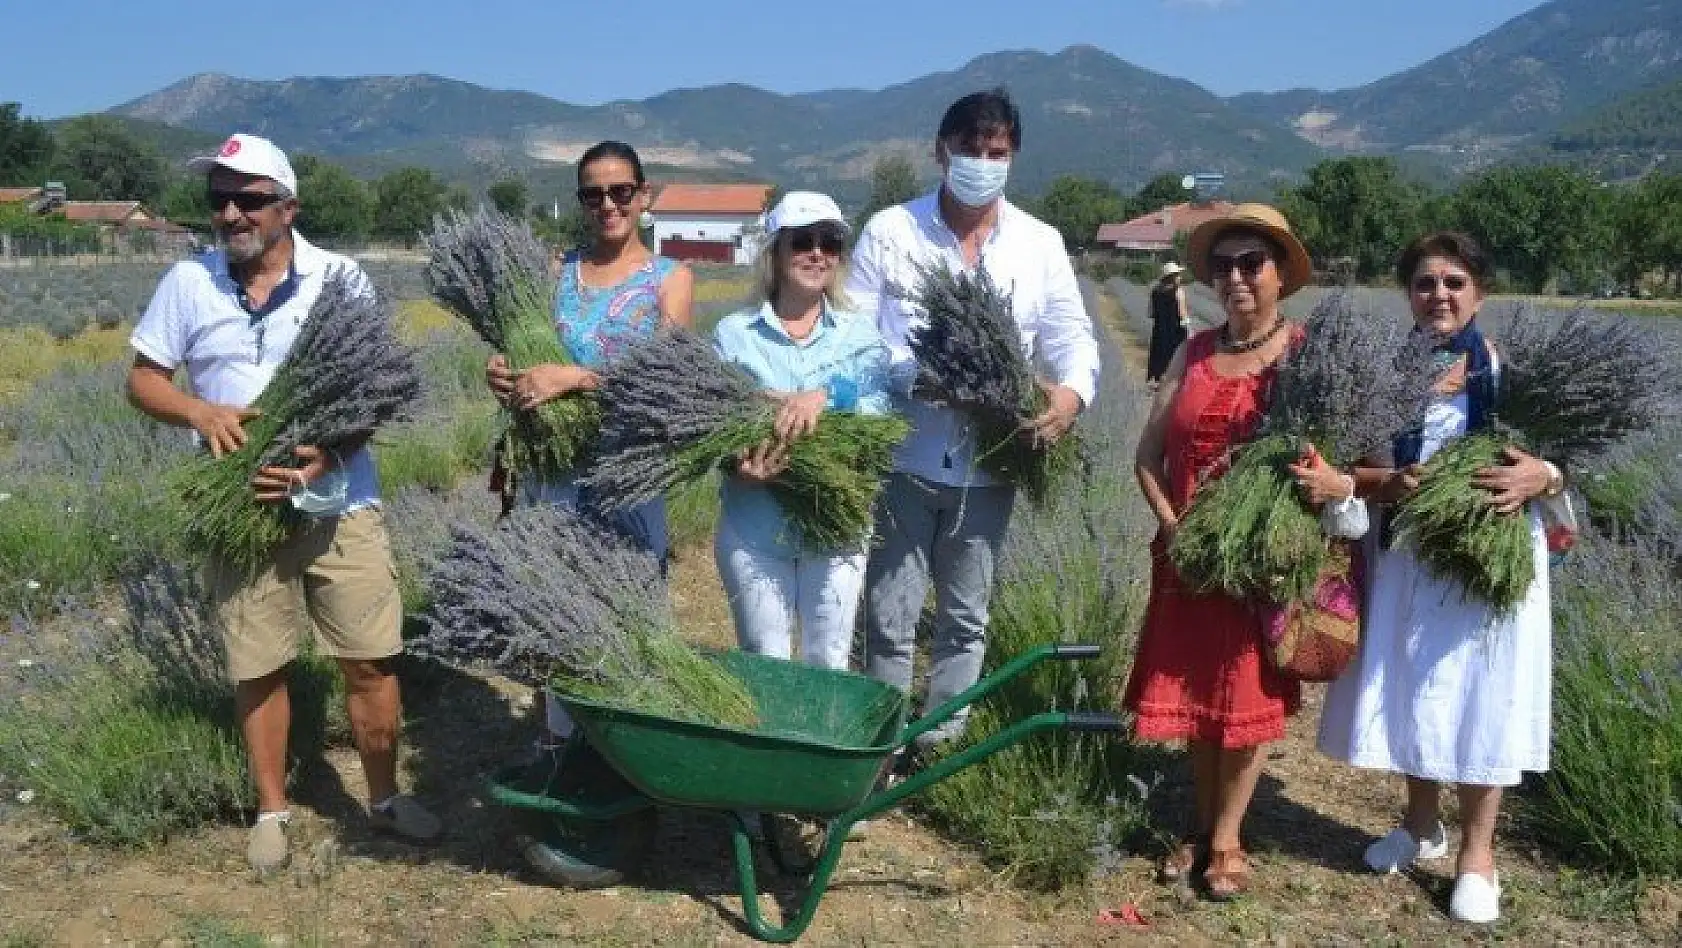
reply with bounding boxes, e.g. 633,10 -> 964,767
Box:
1127,203 -> 1347,900
1318,231 -> 1562,926
713,191 -> 892,671
1146,261 -> 1190,384
125,133 -> 441,875
846,87 -> 1100,754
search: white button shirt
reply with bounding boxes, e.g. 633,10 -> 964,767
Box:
130,231 -> 382,514
845,191 -> 1100,487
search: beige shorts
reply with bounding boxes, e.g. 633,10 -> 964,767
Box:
209,506 -> 403,682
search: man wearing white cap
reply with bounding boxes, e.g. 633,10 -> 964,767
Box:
125,133 -> 440,874
845,88 -> 1100,754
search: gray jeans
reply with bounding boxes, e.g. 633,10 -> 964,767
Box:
863,473 -> 1016,747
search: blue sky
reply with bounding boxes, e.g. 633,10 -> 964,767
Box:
6,0 -> 1547,118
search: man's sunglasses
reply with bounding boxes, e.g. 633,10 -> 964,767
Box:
209,190 -> 288,213
785,225 -> 846,255
1209,250 -> 1271,279
576,183 -> 641,209
1412,274 -> 1470,293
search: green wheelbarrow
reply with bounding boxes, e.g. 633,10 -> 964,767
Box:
486,642 -> 1120,943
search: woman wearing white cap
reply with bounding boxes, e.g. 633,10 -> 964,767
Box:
711,191 -> 893,670
1146,262 -> 1190,384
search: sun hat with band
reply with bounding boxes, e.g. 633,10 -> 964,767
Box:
187,133 -> 299,197
1185,202 -> 1312,299
765,191 -> 848,235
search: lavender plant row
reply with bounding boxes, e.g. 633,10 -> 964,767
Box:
412,504 -> 757,728
169,275 -> 421,571
424,208 -> 600,481
581,330 -> 908,550
893,261 -> 1080,499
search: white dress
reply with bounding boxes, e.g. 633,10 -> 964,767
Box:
1316,391 -> 1552,786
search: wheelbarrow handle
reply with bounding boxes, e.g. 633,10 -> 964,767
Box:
895,642 -> 1105,750
1063,711 -> 1125,732
1052,644 -> 1103,661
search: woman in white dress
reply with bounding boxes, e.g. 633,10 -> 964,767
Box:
1318,231 -> 1566,925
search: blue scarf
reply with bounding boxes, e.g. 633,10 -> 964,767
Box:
1392,320 -> 1497,467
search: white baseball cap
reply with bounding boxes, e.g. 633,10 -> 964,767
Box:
1160,262 -> 1185,278
188,133 -> 298,196
765,191 -> 848,235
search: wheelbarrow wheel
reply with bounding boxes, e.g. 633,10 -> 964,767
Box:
521,808 -> 657,889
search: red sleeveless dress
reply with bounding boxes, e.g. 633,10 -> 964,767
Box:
1122,328 -> 1301,748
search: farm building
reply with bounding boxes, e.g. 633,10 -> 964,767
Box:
1095,200 -> 1236,259
0,183 -> 196,254
649,183 -> 773,265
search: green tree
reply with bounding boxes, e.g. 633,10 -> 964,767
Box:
855,155 -> 919,230
1451,165 -> 1609,294
294,156 -> 373,243
372,167 -> 447,246
532,205 -> 590,250
49,115 -> 165,205
487,178 -> 530,218
158,176 -> 210,229
1035,175 -> 1127,252
1128,172 -> 1192,217
0,103 -> 55,185
1278,157 -> 1423,282
1607,173 -> 1682,296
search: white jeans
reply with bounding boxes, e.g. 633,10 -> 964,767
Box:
714,522 -> 866,671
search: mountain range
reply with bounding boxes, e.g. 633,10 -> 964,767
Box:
100,0 -> 1682,202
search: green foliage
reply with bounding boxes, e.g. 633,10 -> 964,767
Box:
1606,173 -> 1682,296
0,102 -> 55,184
49,115 -> 166,205
158,177 -> 211,230
530,205 -> 589,249
373,167 -> 448,246
1550,75 -> 1682,156
854,155 -> 919,229
375,401 -> 498,495
1033,175 -> 1127,252
295,155 -> 374,243
487,177 -> 529,218
1392,434 -> 1535,613
1128,172 -> 1192,217
0,202 -> 101,254
1278,158 -> 1424,281
1452,164 -> 1611,294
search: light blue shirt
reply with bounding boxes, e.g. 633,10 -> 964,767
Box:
713,301 -> 892,555
130,231 -> 381,517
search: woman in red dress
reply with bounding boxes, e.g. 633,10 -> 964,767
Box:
1125,204 -> 1340,899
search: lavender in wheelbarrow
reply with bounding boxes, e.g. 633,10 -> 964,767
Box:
413,503 -> 758,728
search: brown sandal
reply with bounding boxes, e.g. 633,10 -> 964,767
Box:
1159,833 -> 1209,883
1203,848 -> 1251,901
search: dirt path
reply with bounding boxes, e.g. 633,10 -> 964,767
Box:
1,285 -> 1677,945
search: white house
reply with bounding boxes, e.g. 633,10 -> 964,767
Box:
649,183 -> 773,265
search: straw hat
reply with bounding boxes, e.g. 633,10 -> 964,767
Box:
1186,203 -> 1313,298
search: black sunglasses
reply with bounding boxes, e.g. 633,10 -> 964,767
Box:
209,189 -> 288,213
1210,249 -> 1271,279
576,183 -> 641,209
1412,274 -> 1470,293
785,225 -> 846,255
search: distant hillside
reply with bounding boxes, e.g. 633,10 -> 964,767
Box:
42,115 -> 221,164
110,47 -> 1325,203
1231,0 -> 1682,165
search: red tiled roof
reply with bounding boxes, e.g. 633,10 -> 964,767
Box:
1096,201 -> 1236,250
651,183 -> 773,215
0,187 -> 42,203
59,201 -> 149,224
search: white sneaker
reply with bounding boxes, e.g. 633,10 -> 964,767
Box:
1449,870 -> 1501,924
1362,821 -> 1449,873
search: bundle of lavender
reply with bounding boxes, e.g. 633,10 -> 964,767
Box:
424,207 -> 599,482
169,276 -> 422,571
412,504 -> 758,727
580,330 -> 908,550
1171,293 -> 1435,605
1394,305 -> 1679,612
890,261 -> 1080,499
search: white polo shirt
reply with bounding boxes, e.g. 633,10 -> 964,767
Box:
130,231 -> 381,515
846,191 -> 1101,487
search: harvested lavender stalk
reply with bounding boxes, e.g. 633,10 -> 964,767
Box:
413,504 -> 757,727
424,207 -> 600,481
169,275 -> 421,571
1172,292 -> 1436,604
581,330 -> 907,550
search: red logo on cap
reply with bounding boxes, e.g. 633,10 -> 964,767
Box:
220,138 -> 242,157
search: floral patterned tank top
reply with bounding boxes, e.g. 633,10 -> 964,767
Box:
554,250 -> 679,369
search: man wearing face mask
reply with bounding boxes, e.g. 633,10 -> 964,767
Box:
846,88 -> 1100,755
126,134 -> 441,875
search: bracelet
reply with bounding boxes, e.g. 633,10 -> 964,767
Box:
1542,461 -> 1565,498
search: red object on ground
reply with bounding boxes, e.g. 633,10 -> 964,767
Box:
1096,903 -> 1151,928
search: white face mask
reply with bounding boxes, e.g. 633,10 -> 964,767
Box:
944,155 -> 1010,207
290,469 -> 349,516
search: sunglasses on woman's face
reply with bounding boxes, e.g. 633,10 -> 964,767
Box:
785,225 -> 845,255
576,183 -> 640,209
1210,249 -> 1270,279
1412,274 -> 1470,293
208,189 -> 287,213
